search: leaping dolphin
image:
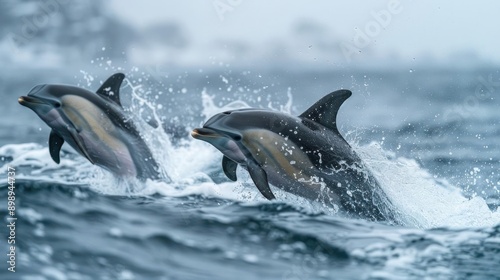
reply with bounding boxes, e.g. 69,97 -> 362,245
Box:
192,90 -> 395,222
18,73 -> 161,180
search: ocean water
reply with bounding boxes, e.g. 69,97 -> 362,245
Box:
1,67 -> 499,280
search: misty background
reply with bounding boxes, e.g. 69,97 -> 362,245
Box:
0,0 -> 500,70
1,0 -> 499,130
2,1 -> 500,69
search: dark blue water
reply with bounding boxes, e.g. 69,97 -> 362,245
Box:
1,67 -> 499,279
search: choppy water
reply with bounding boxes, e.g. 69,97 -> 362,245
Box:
1,67 -> 499,279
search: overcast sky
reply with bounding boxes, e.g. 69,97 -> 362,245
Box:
110,1 -> 500,65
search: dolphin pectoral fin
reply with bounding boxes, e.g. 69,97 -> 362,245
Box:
299,89 -> 352,133
49,130 -> 64,164
247,161 -> 276,200
222,156 -> 238,181
96,73 -> 125,107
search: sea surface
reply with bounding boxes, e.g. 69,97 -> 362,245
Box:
1,66 -> 499,280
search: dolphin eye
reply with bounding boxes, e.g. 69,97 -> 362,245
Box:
54,102 -> 61,108
223,111 -> 231,115
233,135 -> 242,141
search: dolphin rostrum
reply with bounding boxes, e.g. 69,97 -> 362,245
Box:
19,73 -> 161,180
192,90 -> 395,222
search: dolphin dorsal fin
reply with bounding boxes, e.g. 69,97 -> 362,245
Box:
96,73 -> 125,107
299,89 -> 352,133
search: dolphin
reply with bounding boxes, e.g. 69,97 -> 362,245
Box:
192,90 -> 395,222
18,73 -> 161,180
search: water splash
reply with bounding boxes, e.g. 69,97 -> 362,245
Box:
356,142 -> 500,228
201,88 -> 251,121
4,68 -> 499,229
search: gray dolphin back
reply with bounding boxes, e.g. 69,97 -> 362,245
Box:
20,73 -> 162,181
93,73 -> 161,180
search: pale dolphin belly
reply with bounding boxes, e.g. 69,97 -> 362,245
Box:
241,129 -> 389,221
62,96 -> 137,176
242,129 -> 341,202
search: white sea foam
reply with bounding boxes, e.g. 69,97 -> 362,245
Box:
356,142 -> 500,228
3,70 -> 498,230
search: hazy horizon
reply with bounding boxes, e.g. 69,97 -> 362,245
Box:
2,1 -> 499,70
109,0 -> 500,67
